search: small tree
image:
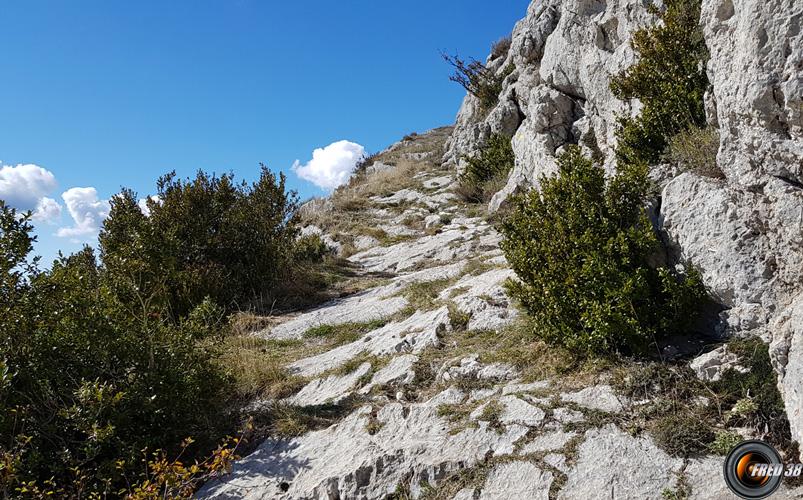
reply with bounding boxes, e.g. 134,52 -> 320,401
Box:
500,147 -> 706,355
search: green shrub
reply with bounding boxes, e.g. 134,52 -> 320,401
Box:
294,233 -> 332,262
610,0 -> 709,166
714,338 -> 792,449
0,162 -> 319,495
0,206 -> 231,496
500,146 -> 706,355
100,166 -> 300,320
457,134 -> 514,202
665,126 -> 723,178
443,54 -> 513,111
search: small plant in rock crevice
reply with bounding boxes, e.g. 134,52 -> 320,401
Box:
610,0 -> 709,167
665,126 -> 724,179
443,53 -> 513,111
456,134 -> 515,203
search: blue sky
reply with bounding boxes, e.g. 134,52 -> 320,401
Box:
0,0 -> 529,265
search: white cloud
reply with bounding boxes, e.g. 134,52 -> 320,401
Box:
292,140 -> 365,190
32,197 -> 62,223
0,163 -> 61,216
57,187 -> 110,240
137,195 -> 161,216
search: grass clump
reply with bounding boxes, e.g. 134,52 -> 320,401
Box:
478,400 -> 505,432
665,126 -> 723,179
447,302 -> 472,332
456,134 -> 514,203
610,0 -> 709,167
661,473 -> 691,500
652,409 -> 715,457
401,278 -> 456,311
500,146 -> 707,355
437,403 -> 474,425
217,335 -> 307,399
614,338 -> 795,458
713,338 -> 791,449
490,35 -> 512,60
263,399 -> 360,438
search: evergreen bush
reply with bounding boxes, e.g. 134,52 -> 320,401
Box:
500,147 -> 706,355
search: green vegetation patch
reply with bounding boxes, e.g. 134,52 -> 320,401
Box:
456,134 -> 515,203
610,0 -> 709,167
500,146 -> 706,355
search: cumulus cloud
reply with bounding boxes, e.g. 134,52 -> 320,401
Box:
0,163 -> 63,222
57,187 -> 110,239
32,197 -> 62,223
137,195 -> 161,216
292,140 -> 365,190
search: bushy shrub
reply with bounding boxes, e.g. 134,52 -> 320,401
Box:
294,233 -> 332,262
457,134 -> 514,202
665,126 -> 723,178
0,204 -> 232,496
443,54 -> 513,110
500,147 -> 706,355
714,338 -> 791,448
100,166 -> 299,319
652,409 -> 716,457
610,0 -> 709,166
0,162 -> 317,495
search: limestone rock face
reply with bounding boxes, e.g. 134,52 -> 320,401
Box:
478,462 -> 552,500
198,397 -> 530,500
445,0 -> 655,210
689,345 -> 749,382
446,0 -> 803,448
696,0 -> 803,446
701,0 -> 803,188
559,425 -> 682,499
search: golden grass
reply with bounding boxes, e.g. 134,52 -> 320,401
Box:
216,334 -> 308,400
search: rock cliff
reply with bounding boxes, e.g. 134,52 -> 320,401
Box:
447,0 -> 803,451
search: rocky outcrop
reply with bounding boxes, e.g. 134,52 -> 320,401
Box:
446,0 -> 803,448
199,127 -> 751,499
444,0 -> 656,210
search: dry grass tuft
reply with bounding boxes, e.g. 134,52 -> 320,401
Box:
216,334 -> 308,400
665,126 -> 723,179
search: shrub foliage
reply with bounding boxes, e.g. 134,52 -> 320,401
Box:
0,164 -> 312,496
610,0 -> 709,166
101,166 -> 299,320
500,147 -> 706,354
457,134 -> 515,202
